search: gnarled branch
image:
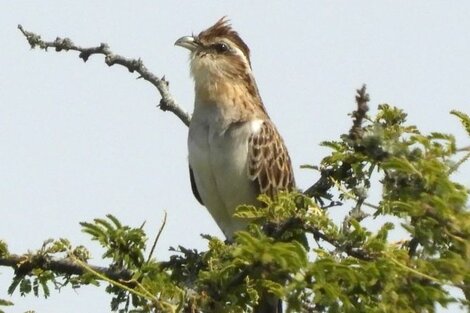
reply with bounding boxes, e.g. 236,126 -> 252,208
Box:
18,24 -> 191,127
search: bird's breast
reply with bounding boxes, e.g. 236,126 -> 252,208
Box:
188,110 -> 262,237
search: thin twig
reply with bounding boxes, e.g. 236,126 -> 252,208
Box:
388,256 -> 441,283
69,254 -> 177,311
448,151 -> 470,174
303,224 -> 374,261
331,178 -> 378,210
146,211 -> 167,263
17,24 -> 191,127
456,145 -> 470,152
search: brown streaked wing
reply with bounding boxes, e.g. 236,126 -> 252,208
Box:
247,121 -> 295,197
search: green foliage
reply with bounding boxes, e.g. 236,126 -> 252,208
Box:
309,103 -> 470,312
81,214 -> 146,270
1,104 -> 469,312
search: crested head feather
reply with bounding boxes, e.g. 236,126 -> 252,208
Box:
198,17 -> 251,66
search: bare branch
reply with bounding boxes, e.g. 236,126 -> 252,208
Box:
18,24 -> 191,127
304,85 -> 370,202
0,254 -> 132,282
349,84 -> 370,141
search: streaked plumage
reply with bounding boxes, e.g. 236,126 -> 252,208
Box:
175,17 -> 295,239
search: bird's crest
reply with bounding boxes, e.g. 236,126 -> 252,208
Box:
198,17 -> 251,64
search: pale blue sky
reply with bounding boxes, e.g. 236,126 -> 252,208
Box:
1,1 -> 469,312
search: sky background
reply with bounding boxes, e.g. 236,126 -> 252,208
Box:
1,1 -> 469,312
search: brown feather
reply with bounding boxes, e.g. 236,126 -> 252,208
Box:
248,121 -> 295,197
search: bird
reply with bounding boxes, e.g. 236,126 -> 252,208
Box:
175,17 -> 295,240
175,17 -> 295,313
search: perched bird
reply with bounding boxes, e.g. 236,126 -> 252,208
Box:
175,17 -> 295,240
175,17 -> 294,313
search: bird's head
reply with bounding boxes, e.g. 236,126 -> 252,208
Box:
175,17 -> 252,84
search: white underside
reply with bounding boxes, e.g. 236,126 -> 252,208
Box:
188,105 -> 263,238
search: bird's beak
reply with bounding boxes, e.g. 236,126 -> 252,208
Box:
174,36 -> 199,52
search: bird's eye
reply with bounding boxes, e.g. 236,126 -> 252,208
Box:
214,43 -> 230,53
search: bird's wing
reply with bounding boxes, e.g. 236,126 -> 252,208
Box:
247,120 -> 295,197
189,166 -> 204,205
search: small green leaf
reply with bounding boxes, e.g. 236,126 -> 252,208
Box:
94,218 -> 116,232
106,214 -> 122,228
382,157 -> 421,176
451,110 -> 470,136
0,299 -> 13,307
234,205 -> 265,219
261,279 -> 284,297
